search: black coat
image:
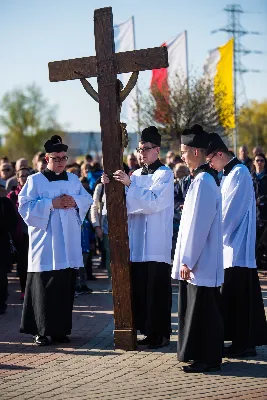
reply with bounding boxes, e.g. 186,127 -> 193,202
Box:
252,172 -> 267,220
174,175 -> 192,206
173,175 -> 192,224
0,197 -> 18,265
240,157 -> 253,172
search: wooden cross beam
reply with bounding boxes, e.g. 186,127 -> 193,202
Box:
48,6 -> 168,351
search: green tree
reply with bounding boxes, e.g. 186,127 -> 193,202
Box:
136,75 -> 234,152
238,100 -> 267,151
0,84 -> 64,161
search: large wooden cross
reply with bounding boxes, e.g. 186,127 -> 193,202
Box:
48,7 -> 168,351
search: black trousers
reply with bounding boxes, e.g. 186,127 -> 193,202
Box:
0,265 -> 8,309
131,261 -> 172,339
222,267 -> 267,349
17,233 -> 29,293
178,281 -> 223,365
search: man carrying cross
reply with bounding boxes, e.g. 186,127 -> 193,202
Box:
102,126 -> 174,349
48,6 -> 169,349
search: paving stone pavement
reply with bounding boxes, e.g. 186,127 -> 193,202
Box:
1,265 -> 267,400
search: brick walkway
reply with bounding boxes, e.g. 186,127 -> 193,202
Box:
1,266 -> 267,400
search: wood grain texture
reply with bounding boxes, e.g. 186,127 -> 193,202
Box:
48,48 -> 168,82
49,57 -> 97,82
114,329 -> 137,351
116,47 -> 168,73
94,7 -> 136,350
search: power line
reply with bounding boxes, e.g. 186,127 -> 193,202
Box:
211,3 -> 263,153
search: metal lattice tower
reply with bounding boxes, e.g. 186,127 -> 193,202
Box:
212,4 -> 262,152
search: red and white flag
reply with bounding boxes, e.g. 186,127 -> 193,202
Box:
150,31 -> 188,122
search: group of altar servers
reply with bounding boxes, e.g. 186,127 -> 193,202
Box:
18,127 -> 267,372
172,125 -> 267,372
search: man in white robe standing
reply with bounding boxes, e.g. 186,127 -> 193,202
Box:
206,133 -> 267,357
172,124 -> 224,373
102,126 -> 174,349
19,135 -> 92,346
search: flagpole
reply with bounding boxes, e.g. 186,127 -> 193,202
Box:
185,30 -> 190,86
233,37 -> 237,155
132,15 -> 141,135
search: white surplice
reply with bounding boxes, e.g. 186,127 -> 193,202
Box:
126,166 -> 174,264
172,171 -> 224,287
18,172 -> 93,272
221,163 -> 256,269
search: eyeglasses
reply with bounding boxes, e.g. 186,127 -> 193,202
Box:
206,153 -> 218,163
136,146 -> 157,153
49,156 -> 68,163
2,168 -> 10,172
255,159 -> 265,163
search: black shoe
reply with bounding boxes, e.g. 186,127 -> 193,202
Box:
182,362 -> 221,373
51,336 -> 71,344
137,336 -> 151,345
34,335 -> 49,346
0,304 -> 7,315
148,336 -> 170,350
75,287 -> 84,296
224,346 -> 256,357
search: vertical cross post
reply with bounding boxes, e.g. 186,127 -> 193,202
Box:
94,8 -> 136,350
48,6 -> 168,350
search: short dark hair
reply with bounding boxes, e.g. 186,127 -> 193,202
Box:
37,152 -> 45,161
212,148 -> 233,157
254,153 -> 266,163
138,140 -> 160,150
17,167 -> 30,177
85,154 -> 93,162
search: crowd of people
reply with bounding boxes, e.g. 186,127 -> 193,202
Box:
0,128 -> 266,372
1,142 -> 267,306
0,148 -> 142,313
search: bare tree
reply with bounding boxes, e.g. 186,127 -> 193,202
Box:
136,75 -> 234,152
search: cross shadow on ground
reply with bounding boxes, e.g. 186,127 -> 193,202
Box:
0,364 -> 33,371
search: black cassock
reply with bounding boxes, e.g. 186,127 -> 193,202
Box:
131,261 -> 172,339
20,169 -> 77,337
178,281 -> 223,365
130,159 -> 172,340
220,159 -> 267,349
20,267 -> 76,337
222,267 -> 267,349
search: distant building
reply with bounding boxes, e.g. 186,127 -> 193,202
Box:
64,131 -> 139,157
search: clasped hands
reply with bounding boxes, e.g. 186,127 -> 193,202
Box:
52,194 -> 76,209
101,170 -> 131,187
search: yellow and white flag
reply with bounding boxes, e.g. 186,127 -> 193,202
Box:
204,38 -> 235,129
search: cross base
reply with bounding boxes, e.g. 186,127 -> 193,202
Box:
114,329 -> 137,351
